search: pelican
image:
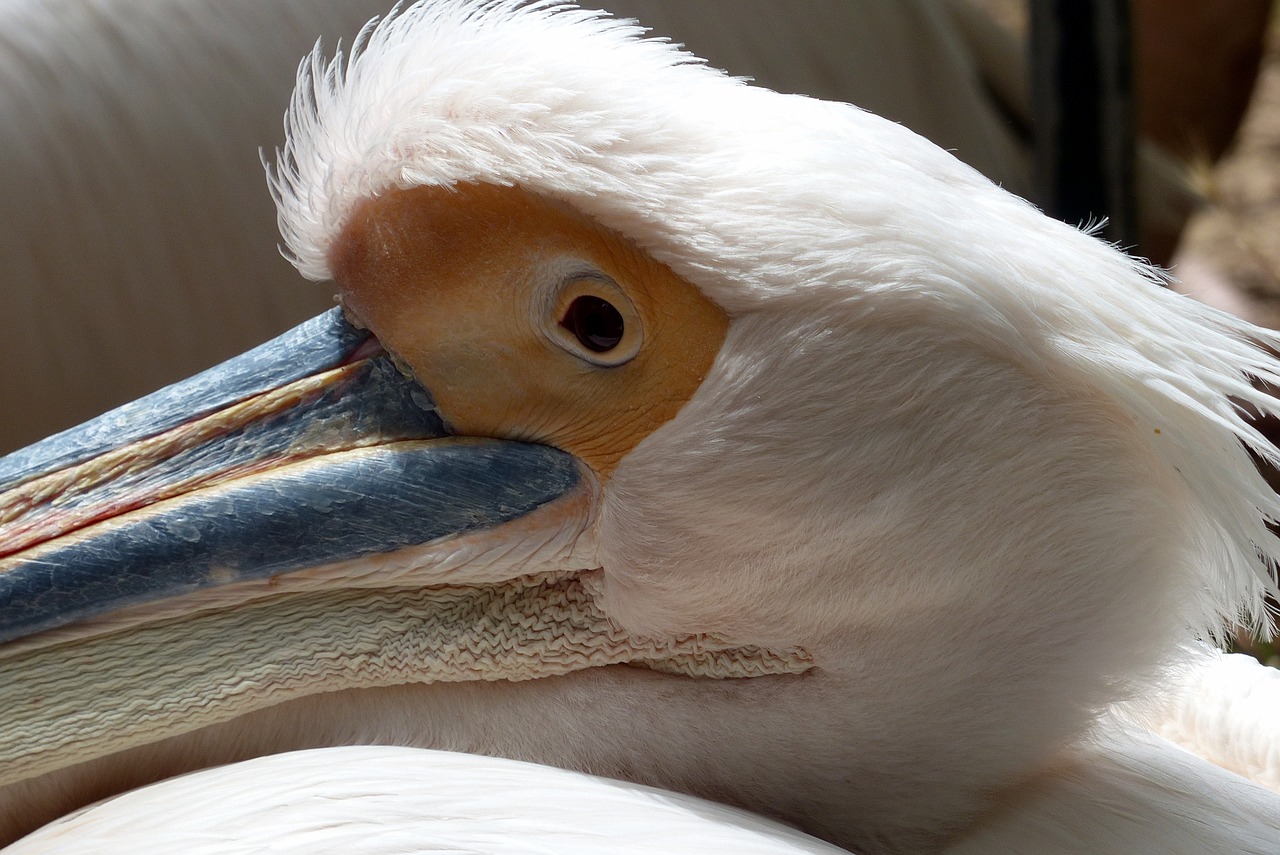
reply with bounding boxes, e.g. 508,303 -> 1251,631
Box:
0,2 -> 1278,852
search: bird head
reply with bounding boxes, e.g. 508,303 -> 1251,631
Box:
1,2 -> 1278,850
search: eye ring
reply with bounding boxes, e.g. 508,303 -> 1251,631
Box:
544,273 -> 642,367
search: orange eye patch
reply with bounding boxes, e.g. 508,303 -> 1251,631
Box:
330,182 -> 728,477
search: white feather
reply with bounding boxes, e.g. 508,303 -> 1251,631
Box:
4,746 -> 847,854
946,724 -> 1280,855
1145,650 -> 1280,792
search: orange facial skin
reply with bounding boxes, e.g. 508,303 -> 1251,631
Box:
330,183 -> 728,478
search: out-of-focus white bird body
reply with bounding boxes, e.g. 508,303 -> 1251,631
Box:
1152,651 -> 1280,791
5,746 -> 849,855
0,0 -> 375,446
0,3 -> 1278,854
950,707 -> 1280,854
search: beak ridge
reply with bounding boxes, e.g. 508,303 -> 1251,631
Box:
0,308 -> 368,493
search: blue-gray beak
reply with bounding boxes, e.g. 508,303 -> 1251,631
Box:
0,308 -> 580,644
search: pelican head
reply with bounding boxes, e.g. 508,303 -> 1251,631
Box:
1,3 -> 1278,852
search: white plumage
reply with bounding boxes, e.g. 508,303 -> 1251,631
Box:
5,658 -> 1278,854
1,3 -> 1278,854
5,746 -> 847,855
1152,650 -> 1280,791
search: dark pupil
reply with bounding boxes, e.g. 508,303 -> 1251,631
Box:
561,295 -> 624,353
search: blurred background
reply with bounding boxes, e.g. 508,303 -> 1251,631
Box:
976,0 -> 1280,332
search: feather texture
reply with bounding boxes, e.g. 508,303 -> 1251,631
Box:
5,746 -> 848,854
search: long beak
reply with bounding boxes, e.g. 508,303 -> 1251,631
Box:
0,308 -> 580,644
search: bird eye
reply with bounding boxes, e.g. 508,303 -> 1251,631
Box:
560,295 -> 624,353
543,271 -> 642,368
